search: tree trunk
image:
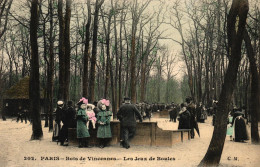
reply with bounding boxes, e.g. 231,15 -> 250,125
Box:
48,0 -> 54,132
58,0 -> 65,101
30,0 -> 43,140
199,0 -> 248,166
82,0 -> 91,98
244,29 -> 259,144
89,0 -> 104,103
63,0 -> 72,104
130,26 -> 137,103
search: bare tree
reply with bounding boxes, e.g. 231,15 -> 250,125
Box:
63,0 -> 72,104
0,0 -> 13,39
244,29 -> 259,144
58,0 -> 65,101
30,0 -> 43,140
82,0 -> 91,98
89,0 -> 105,103
129,0 -> 152,103
199,0 -> 249,166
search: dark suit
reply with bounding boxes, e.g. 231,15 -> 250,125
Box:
117,103 -> 142,148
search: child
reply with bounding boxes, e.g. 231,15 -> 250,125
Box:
86,104 -> 97,129
96,103 -> 112,148
227,113 -> 233,141
76,99 -> 90,148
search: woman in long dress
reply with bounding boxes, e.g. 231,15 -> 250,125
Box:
232,111 -> 249,142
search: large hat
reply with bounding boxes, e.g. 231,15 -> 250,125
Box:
77,97 -> 88,106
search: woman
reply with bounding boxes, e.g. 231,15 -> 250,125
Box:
232,110 -> 249,142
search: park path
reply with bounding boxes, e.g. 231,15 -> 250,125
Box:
0,117 -> 259,167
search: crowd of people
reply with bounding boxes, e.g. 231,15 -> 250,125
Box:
53,97 -> 142,149
7,95 -> 249,148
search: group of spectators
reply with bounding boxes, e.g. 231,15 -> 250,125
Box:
53,97 -> 142,149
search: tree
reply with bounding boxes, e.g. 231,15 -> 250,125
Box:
30,0 -> 43,140
199,0 -> 249,166
0,0 -> 13,39
244,29 -> 259,144
63,0 -> 72,104
58,0 -> 65,101
129,0 -> 152,103
82,0 -> 91,98
47,0 -> 55,132
89,0 -> 105,103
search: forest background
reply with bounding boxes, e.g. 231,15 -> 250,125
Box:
0,0 -> 259,117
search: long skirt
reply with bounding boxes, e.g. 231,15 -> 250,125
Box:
52,122 -> 60,141
233,117 -> 249,142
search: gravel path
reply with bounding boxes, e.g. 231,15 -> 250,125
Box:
0,117 -> 259,167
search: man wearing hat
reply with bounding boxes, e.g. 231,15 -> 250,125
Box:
117,97 -> 142,149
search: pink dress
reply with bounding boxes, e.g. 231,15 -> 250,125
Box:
87,111 -> 96,122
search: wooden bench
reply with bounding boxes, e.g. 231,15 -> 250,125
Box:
68,121 -> 190,147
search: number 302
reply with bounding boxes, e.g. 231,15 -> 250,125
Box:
24,157 -> 35,160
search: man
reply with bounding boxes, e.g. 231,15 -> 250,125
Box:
169,105 -> 178,122
59,101 -> 74,146
186,97 -> 199,138
178,103 -> 191,130
117,97 -> 142,149
67,101 -> 76,128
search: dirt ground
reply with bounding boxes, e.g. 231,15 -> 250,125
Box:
0,116 -> 259,167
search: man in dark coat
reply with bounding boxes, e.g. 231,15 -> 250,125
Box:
178,103 -> 191,129
169,106 -> 174,122
117,97 -> 142,149
60,101 -> 75,146
67,101 -> 76,128
169,105 -> 178,122
145,103 -> 152,121
186,97 -> 198,138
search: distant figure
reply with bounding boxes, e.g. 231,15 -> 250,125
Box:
97,103 -> 112,148
117,97 -> 142,149
145,103 -> 152,121
169,105 -> 178,122
2,103 -> 8,121
23,109 -> 29,124
226,113 -> 233,141
212,100 -> 218,126
232,110 -> 249,142
16,106 -> 23,123
197,103 -> 207,123
178,103 -> 191,130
